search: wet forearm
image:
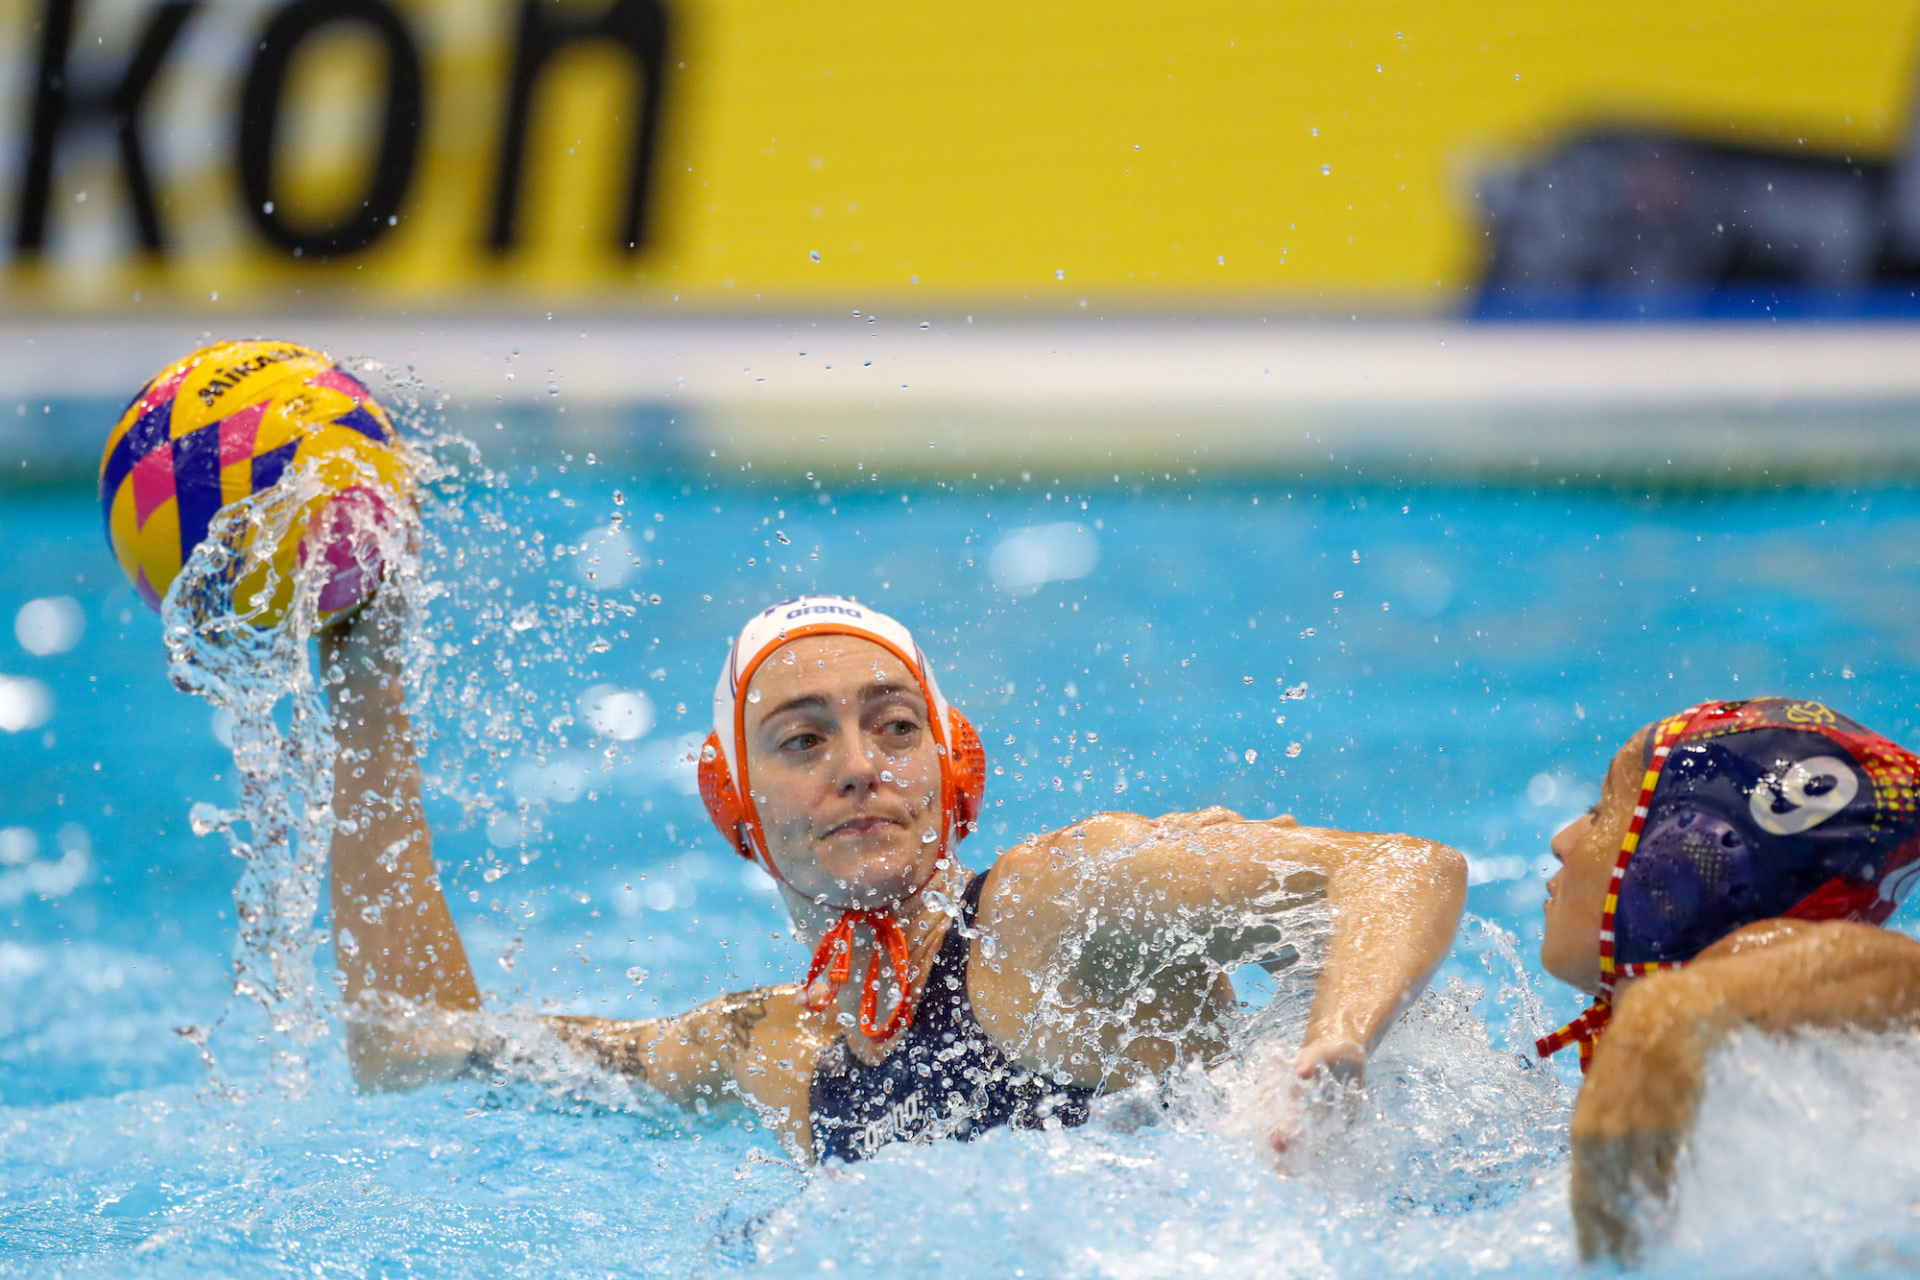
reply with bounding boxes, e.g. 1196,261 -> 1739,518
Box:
323,611 -> 479,1014
1302,835 -> 1466,1053
547,1016 -> 672,1093
547,988 -> 777,1107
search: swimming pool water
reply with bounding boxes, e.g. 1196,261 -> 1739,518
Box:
6,439 -> 1920,1277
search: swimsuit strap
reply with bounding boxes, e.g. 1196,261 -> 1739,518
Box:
961,868 -> 987,921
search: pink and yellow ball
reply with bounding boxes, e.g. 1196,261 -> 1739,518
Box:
99,340 -> 411,627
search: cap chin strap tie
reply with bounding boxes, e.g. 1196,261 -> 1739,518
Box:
804,908 -> 919,1041
1535,958 -> 1692,1071
1535,1000 -> 1613,1072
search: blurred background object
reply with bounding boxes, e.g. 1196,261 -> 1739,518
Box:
0,0 -> 1915,316
4,0 -> 1919,488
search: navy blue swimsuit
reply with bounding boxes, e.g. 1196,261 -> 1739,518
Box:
807,874 -> 1096,1162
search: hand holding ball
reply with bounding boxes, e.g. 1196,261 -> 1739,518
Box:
99,341 -> 411,629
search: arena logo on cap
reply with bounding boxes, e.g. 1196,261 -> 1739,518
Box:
784,602 -> 866,621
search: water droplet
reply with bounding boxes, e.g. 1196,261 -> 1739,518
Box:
1333,590 -> 1345,599
1284,681 -> 1310,700
700,743 -> 717,762
1321,164 -> 1331,175
1351,550 -> 1361,563
1055,269 -> 1065,280
880,770 -> 894,782
188,802 -> 231,837
920,828 -> 938,844
1242,675 -> 1254,684
625,966 -> 649,984
1299,627 -> 1316,638
1286,742 -> 1303,758
612,490 -> 625,505
1244,749 -> 1258,763
746,689 -> 762,704
809,250 -> 821,263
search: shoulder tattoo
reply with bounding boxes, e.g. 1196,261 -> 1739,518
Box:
711,988 -> 775,1056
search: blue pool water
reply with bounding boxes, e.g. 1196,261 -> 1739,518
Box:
6,433 -> 1920,1276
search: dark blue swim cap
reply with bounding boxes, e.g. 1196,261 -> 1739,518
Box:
1613,699 -> 1920,970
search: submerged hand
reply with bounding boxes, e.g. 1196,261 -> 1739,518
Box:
1270,1038 -> 1366,1166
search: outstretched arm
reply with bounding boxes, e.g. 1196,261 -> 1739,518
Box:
322,600 -> 481,1087
1571,918 -> 1920,1263
980,809 -> 1466,1087
322,602 -> 824,1130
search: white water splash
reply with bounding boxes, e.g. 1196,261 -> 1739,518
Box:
163,436 -> 437,1094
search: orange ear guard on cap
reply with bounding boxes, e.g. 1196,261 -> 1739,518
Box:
946,709 -> 986,834
698,707 -> 986,873
697,734 -> 756,862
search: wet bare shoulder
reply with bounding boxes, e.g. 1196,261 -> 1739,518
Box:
986,811 -> 1157,894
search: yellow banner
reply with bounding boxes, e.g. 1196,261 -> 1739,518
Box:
3,0 -> 1915,311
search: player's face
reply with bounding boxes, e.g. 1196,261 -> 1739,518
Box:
742,636 -> 944,908
1541,730 -> 1648,994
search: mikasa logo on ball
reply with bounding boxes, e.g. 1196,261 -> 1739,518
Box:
196,346 -> 304,407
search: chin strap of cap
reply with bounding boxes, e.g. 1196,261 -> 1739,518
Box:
1534,1001 -> 1612,1071
804,908 -> 919,1041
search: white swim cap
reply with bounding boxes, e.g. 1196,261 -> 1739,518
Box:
701,594 -> 983,874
